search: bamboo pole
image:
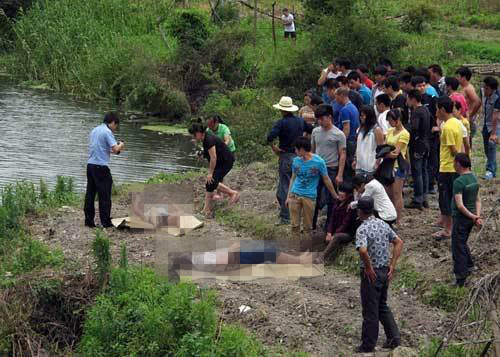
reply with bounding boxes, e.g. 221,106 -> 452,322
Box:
271,2 -> 276,52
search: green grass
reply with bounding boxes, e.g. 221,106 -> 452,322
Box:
392,260 -> 425,291
141,124 -> 190,135
146,170 -> 205,184
422,283 -> 469,313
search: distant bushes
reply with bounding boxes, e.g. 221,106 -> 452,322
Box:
78,267 -> 265,356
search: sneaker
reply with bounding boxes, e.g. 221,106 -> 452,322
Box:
275,219 -> 290,226
383,339 -> 401,349
85,222 -> 96,228
355,345 -> 374,353
423,201 -> 429,209
483,171 -> 494,180
405,201 -> 423,210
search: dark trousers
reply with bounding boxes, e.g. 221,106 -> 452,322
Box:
410,150 -> 428,204
324,232 -> 352,261
360,267 -> 400,350
84,164 -> 113,227
277,152 -> 296,222
451,218 -> 474,282
344,140 -> 356,183
312,166 -> 338,231
427,136 -> 439,190
483,126 -> 497,176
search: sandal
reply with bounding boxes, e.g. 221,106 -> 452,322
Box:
432,230 -> 450,241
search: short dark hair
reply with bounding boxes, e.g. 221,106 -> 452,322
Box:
407,89 -> 422,102
283,7 -> 288,11
357,64 -> 369,74
210,114 -> 225,124
188,122 -> 207,134
453,100 -> 462,111
387,108 -> 402,122
428,64 -> 443,76
374,65 -> 388,76
383,76 -> 400,91
379,58 -> 393,69
454,153 -> 471,169
404,65 -> 416,74
336,75 -> 349,85
399,72 -> 412,84
103,112 -> 120,125
310,95 -> 323,106
325,78 -> 340,90
338,182 -> 354,194
353,174 -> 369,188
415,68 -> 430,82
437,96 -> 454,113
483,76 -> 499,90
294,136 -> 312,152
347,71 -> 361,82
456,66 -> 472,81
375,93 -> 391,107
314,103 -> 333,118
335,58 -> 351,69
445,76 -> 460,91
411,75 -> 426,87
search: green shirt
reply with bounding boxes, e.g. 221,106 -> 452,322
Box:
451,173 -> 479,220
207,124 -> 235,152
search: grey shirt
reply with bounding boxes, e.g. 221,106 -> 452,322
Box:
355,216 -> 397,268
311,126 -> 346,168
482,89 -> 500,133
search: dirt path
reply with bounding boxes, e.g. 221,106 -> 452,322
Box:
28,161 -> 499,356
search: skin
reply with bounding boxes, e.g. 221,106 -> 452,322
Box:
299,95 -> 316,124
348,78 -> 361,91
312,115 -> 346,185
357,210 -> 404,283
318,62 -> 337,86
457,76 -> 481,119
385,117 -> 407,225
131,192 -> 182,228
453,161 -> 483,226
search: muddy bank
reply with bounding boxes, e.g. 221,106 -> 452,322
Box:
27,161 -> 500,355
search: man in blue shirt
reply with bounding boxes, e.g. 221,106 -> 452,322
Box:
286,136 -> 337,236
335,87 -> 360,182
268,96 -> 313,224
84,112 -> 125,228
347,71 -> 372,105
323,79 -> 343,129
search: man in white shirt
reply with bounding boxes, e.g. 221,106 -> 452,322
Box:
282,8 -> 296,43
375,94 -> 391,135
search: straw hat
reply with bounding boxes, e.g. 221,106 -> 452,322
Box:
273,96 -> 298,112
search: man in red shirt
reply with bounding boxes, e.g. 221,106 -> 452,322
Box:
357,64 -> 374,89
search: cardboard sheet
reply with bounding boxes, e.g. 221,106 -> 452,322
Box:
111,215 -> 203,236
177,263 -> 325,283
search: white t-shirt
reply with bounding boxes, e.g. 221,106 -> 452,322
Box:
356,128 -> 377,173
361,179 -> 397,222
377,110 -> 390,135
282,14 -> 295,32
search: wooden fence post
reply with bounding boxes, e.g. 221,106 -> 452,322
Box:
272,2 -> 276,52
253,0 -> 257,47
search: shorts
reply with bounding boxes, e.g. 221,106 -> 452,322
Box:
284,31 -> 296,38
438,172 -> 459,216
239,240 -> 278,264
206,162 -> 234,192
394,167 -> 407,179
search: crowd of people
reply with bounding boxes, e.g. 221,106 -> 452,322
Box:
84,58 -> 498,353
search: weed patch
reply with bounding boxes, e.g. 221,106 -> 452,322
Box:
422,283 -> 469,313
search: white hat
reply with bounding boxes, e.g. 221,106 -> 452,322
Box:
273,96 -> 298,112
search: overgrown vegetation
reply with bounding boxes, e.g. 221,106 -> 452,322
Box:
422,283 -> 469,313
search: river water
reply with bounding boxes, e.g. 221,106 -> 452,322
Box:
0,82 -> 199,192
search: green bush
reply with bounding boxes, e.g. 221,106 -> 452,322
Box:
213,2 -> 240,24
423,284 -> 468,312
78,267 -> 265,356
402,2 -> 437,34
166,9 -> 211,50
201,88 -> 280,164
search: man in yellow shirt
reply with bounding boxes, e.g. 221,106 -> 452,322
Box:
434,97 -> 463,240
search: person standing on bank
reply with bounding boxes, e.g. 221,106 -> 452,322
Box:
189,123 -> 240,218
355,196 -> 403,353
84,112 -> 125,228
268,96 -> 313,225
281,8 -> 296,43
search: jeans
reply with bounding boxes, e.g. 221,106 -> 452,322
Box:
482,126 -> 497,177
427,135 -> 439,190
84,164 -> 113,227
410,150 -> 428,204
360,267 -> 400,350
451,218 -> 474,282
312,167 -> 338,231
277,152 -> 296,221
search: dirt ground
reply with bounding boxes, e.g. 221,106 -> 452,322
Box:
28,161 -> 500,356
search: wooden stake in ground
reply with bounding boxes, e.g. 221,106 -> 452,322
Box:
271,2 -> 276,52
253,0 -> 257,47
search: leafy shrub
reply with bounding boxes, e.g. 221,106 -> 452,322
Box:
78,267 -> 265,356
201,88 -> 280,164
166,9 -> 211,50
92,230 -> 111,289
402,2 -> 437,34
213,2 -> 240,24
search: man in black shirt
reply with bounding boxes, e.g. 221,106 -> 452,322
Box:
406,90 -> 431,210
337,75 -> 364,112
268,96 -> 313,224
189,123 -> 239,218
